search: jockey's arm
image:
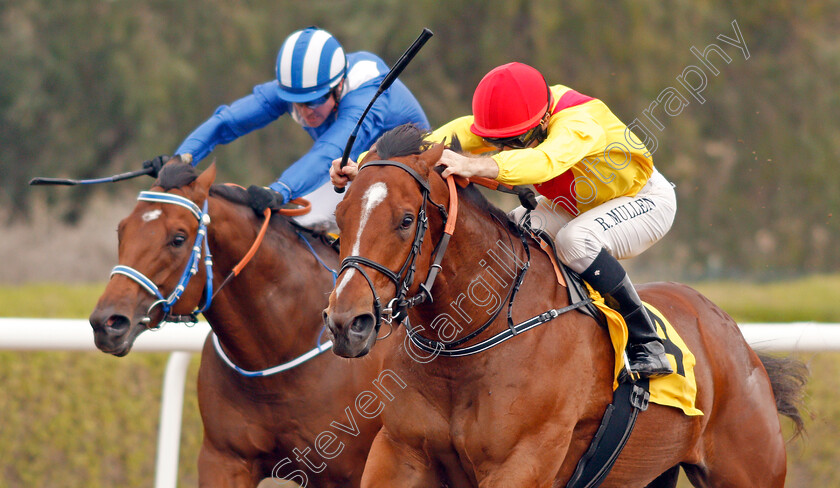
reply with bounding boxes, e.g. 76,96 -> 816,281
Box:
175,81 -> 288,165
330,157 -> 358,188
436,151 -> 499,179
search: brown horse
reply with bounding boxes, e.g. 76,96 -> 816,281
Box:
90,158 -> 388,487
323,125 -> 807,487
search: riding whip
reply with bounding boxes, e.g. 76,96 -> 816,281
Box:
334,28 -> 434,193
29,167 -> 155,186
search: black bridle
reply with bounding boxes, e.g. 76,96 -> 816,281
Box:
337,161 -> 450,331
337,159 -> 596,359
337,160 -> 536,352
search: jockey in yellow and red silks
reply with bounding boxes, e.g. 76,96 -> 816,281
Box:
331,62 -> 676,379
428,62 -> 676,379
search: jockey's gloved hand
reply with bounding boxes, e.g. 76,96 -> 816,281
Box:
142,155 -> 171,178
247,185 -> 283,215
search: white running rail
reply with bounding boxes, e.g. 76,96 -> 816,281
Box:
1,318 -> 838,487
0,318 -> 210,488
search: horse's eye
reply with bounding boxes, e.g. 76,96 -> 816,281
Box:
400,215 -> 414,229
170,233 -> 187,248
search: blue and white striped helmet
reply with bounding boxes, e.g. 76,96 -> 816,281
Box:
275,27 -> 347,103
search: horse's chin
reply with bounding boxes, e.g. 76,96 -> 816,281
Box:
94,336 -> 132,356
93,324 -> 145,357
329,331 -> 376,358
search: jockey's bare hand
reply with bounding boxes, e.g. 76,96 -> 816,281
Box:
435,149 -> 500,180
330,158 -> 358,188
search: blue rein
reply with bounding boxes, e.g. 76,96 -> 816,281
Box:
111,189 -> 336,376
110,191 -> 214,326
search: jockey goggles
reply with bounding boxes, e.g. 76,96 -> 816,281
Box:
299,90 -> 333,109
482,112 -> 549,149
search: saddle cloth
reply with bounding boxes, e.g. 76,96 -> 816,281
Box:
586,285 -> 704,416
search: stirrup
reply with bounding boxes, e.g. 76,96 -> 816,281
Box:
620,351 -> 640,383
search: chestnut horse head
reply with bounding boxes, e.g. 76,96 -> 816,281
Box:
324,125 -> 452,357
90,157 -> 218,355
89,158 -> 388,485
323,124 -> 806,487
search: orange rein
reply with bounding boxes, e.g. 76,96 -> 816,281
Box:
230,197 -> 312,275
211,188 -> 313,299
461,176 -> 565,286
444,176 -> 458,235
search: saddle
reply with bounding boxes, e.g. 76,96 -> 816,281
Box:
520,225 -> 605,327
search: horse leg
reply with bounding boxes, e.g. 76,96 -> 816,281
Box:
681,428 -> 786,488
198,442 -> 261,488
360,428 -> 445,488
679,374 -> 787,486
644,465 -> 681,488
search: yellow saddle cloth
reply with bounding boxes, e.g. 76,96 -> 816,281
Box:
587,288 -> 703,416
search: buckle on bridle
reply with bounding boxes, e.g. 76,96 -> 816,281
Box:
141,299 -> 169,330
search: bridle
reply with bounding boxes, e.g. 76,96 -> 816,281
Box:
110,191 -> 215,328
110,188 -> 337,376
109,188 -> 283,328
336,160 -> 589,357
337,161 -> 456,334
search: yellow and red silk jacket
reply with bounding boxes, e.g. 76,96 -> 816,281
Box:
429,85 -> 654,214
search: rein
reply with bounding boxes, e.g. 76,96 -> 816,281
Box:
338,161 -> 592,357
111,191 -> 214,327
212,195 -> 313,300
337,161 -> 454,330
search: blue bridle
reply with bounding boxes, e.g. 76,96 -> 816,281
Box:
110,191 -> 214,327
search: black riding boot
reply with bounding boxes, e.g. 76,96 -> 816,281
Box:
579,249 -> 673,379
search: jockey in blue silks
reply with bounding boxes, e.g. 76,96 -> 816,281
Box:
145,26 -> 429,232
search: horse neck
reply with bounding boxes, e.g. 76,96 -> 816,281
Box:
203,198 -> 334,371
412,193 -> 567,341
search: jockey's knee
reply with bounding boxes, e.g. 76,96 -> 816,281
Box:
555,222 -> 607,273
507,205 -> 527,226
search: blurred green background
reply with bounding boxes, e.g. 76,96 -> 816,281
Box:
1,0 -> 839,486
2,0 -> 837,279
1,281 -> 837,487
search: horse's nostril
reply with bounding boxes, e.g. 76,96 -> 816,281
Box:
106,315 -> 131,333
350,314 -> 374,334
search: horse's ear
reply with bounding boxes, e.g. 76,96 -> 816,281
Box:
419,142 -> 445,168
195,162 -> 217,192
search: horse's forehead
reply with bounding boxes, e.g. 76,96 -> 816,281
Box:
362,181 -> 389,208
141,208 -> 163,222
126,192 -> 196,228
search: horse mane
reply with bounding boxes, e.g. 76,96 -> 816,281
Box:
157,161 -> 252,207
157,160 -> 199,190
371,123 -> 433,159
208,184 -> 250,206
372,123 -> 513,228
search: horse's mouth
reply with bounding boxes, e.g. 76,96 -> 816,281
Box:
329,330 -> 374,358
92,318 -> 146,357
94,337 -> 133,357
330,338 -> 370,358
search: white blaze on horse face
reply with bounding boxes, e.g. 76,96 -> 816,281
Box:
142,209 -> 163,222
335,182 -> 388,299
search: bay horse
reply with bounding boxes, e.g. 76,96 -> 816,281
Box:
89,158 -> 387,487
323,125 -> 807,487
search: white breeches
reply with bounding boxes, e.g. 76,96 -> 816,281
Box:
510,169 -> 677,273
292,179 -> 345,233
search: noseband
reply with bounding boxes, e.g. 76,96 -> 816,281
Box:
337,161 -> 455,331
110,191 -> 214,327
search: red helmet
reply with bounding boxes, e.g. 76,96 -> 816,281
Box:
470,62 -> 552,138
